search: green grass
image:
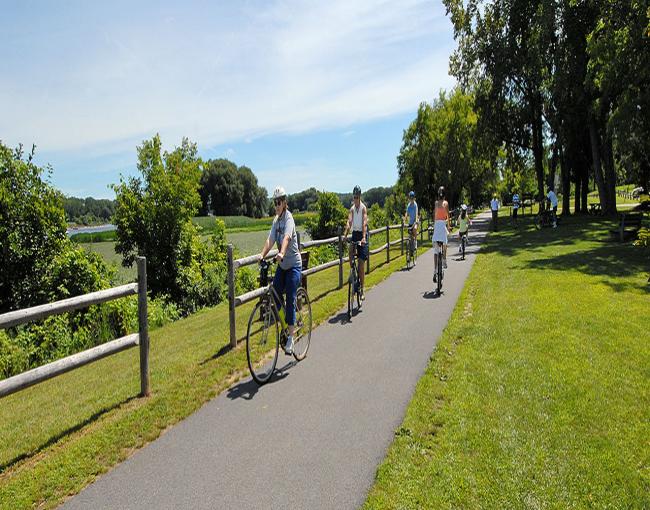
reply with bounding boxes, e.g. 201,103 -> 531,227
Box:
192,212 -> 316,234
363,215 -> 650,509
69,230 -> 117,243
0,238 -> 427,509
80,242 -> 136,283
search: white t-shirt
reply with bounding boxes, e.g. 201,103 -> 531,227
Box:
547,191 -> 558,207
490,198 -> 499,211
351,202 -> 366,232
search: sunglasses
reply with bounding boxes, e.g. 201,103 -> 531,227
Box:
274,198 -> 284,206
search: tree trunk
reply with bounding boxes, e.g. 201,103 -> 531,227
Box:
588,119 -> 607,211
532,107 -> 545,203
581,167 -> 589,214
560,144 -> 571,215
602,133 -> 617,215
574,175 -> 581,213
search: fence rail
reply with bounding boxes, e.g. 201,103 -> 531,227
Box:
226,221 -> 412,347
0,257 -> 150,399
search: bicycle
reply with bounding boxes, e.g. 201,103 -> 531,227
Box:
347,240 -> 363,320
405,225 -> 417,269
534,204 -> 558,230
459,230 -> 468,260
428,226 -> 444,295
246,259 -> 312,384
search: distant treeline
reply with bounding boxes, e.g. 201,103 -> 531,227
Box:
64,197 -> 116,225
288,186 -> 394,212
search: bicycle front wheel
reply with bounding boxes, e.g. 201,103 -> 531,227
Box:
293,288 -> 312,361
246,299 -> 280,384
437,255 -> 443,294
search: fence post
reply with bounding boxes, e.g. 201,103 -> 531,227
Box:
386,224 -> 390,263
137,256 -> 150,397
401,219 -> 404,255
420,214 -> 424,243
338,227 -> 343,289
227,244 -> 236,349
366,230 -> 371,274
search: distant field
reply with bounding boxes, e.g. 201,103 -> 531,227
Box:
192,213 -> 315,234
80,242 -> 135,283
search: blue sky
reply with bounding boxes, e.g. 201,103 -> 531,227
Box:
0,0 -> 456,198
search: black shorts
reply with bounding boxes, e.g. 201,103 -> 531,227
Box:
513,207 -> 518,218
351,231 -> 368,261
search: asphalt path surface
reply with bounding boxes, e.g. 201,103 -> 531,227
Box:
62,213 -> 490,510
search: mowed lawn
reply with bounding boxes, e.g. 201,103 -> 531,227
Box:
364,214 -> 650,508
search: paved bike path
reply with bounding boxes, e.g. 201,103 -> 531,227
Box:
62,213 -> 490,510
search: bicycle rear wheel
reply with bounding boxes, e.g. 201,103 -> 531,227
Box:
461,236 -> 466,259
246,299 -> 280,384
347,270 -> 359,319
437,251 -> 443,294
293,288 -> 312,361
405,241 -> 412,269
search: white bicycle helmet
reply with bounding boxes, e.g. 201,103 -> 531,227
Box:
272,186 -> 286,200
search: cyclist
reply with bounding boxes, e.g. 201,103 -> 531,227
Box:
546,187 -> 558,228
342,185 -> 368,300
457,204 -> 471,252
259,186 -> 302,355
403,191 -> 419,265
432,186 -> 451,282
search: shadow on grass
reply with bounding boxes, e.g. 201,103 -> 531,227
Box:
0,395 -> 137,474
482,214 -> 649,293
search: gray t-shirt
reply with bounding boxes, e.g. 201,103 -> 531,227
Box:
269,210 -> 302,271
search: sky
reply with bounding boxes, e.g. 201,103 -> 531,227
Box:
0,0 -> 456,198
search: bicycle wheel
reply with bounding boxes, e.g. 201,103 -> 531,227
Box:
405,241 -> 412,269
293,288 -> 312,361
461,236 -> 466,259
347,269 -> 359,319
534,214 -> 542,230
246,298 -> 280,384
437,251 -> 443,294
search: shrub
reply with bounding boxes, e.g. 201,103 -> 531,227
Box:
305,191 -> 348,240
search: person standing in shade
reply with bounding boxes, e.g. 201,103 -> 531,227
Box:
547,187 -> 559,228
259,186 -> 302,355
512,191 -> 520,226
490,194 -> 500,231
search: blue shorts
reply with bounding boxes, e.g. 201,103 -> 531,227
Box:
351,231 -> 368,261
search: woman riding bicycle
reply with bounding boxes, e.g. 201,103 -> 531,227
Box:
404,190 -> 419,260
432,186 -> 451,281
259,186 -> 302,355
457,204 -> 471,251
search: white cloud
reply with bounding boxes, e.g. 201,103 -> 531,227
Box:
0,0 -> 455,153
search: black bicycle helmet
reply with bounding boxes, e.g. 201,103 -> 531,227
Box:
438,186 -> 445,198
353,185 -> 361,197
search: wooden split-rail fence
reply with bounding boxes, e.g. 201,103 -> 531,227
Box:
0,256 -> 150,399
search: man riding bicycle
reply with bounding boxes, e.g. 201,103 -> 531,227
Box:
404,191 -> 419,265
342,185 -> 368,301
258,186 -> 302,355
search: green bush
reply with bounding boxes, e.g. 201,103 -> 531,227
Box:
368,203 -> 387,230
305,191 -> 348,240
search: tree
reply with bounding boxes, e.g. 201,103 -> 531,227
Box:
397,89 -> 497,214
113,135 -> 227,312
0,142 -> 112,313
305,191 -> 348,239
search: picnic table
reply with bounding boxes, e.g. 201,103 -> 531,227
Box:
589,203 -> 602,215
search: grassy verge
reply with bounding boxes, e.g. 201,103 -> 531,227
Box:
363,214 -> 650,509
0,239 -> 427,509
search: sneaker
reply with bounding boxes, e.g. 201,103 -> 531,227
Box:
284,335 -> 294,355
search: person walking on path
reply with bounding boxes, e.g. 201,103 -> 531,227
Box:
343,185 -> 368,300
547,187 -> 558,228
490,194 -> 500,231
259,186 -> 302,355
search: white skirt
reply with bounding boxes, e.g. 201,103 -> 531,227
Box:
432,220 -> 448,244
